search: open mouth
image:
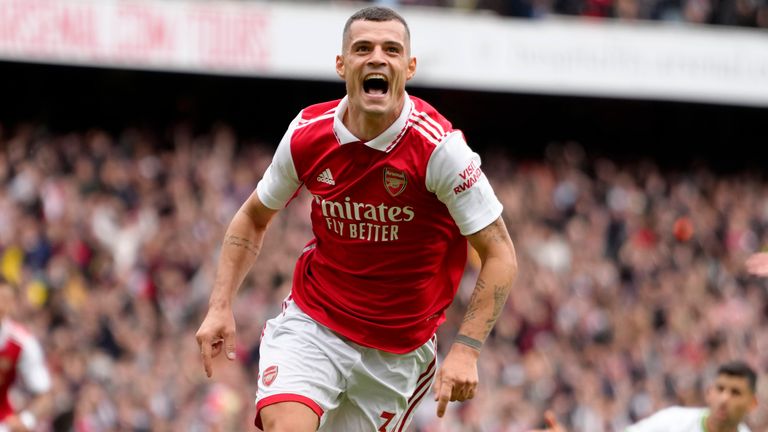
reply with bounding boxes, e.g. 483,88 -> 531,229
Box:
363,74 -> 389,96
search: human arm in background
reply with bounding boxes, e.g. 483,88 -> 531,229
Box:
528,410 -> 567,432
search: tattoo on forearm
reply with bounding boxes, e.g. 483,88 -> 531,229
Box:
454,334 -> 483,351
224,235 -> 260,257
485,283 -> 510,332
462,277 -> 486,323
478,219 -> 507,244
462,277 -> 512,336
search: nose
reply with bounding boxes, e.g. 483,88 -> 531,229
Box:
367,46 -> 387,66
716,391 -> 731,406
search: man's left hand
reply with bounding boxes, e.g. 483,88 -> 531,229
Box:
432,343 -> 480,418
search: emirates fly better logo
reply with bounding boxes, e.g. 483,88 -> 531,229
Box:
383,167 -> 407,197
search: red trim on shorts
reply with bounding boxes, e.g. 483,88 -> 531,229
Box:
414,357 -> 436,387
396,368 -> 436,432
254,394 -> 324,430
394,353 -> 436,432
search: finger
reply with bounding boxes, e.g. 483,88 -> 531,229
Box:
224,330 -> 237,360
452,382 -> 475,401
432,369 -> 442,401
450,385 -> 462,401
198,337 -> 213,378
211,339 -> 223,357
436,378 -> 452,418
466,387 -> 476,400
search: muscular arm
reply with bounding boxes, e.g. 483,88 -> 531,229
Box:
433,216 -> 517,417
196,191 -> 279,377
457,216 -> 517,350
208,191 -> 278,309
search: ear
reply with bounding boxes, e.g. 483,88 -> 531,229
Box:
406,56 -> 417,81
336,55 -> 345,80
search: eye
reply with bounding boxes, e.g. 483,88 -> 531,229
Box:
355,45 -> 371,53
386,47 -> 400,54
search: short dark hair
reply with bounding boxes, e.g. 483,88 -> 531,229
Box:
718,361 -> 758,393
342,7 -> 410,48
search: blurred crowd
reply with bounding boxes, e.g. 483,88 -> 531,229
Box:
373,0 -> 768,28
0,122 -> 766,432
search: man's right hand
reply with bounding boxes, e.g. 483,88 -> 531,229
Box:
195,307 -> 237,378
528,411 -> 567,432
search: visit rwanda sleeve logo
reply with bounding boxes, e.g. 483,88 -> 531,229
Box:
383,167 -> 407,197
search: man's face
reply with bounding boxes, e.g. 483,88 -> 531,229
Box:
706,374 -> 757,427
336,19 -> 416,119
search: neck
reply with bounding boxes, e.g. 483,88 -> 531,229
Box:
344,97 -> 404,142
705,414 -> 738,432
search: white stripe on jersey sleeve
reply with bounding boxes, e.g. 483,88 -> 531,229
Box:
17,330 -> 52,394
425,132 -> 503,236
409,112 -> 444,142
410,122 -> 442,146
256,112 -> 303,210
295,112 -> 335,130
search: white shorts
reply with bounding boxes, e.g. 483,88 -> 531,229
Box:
255,297 -> 437,432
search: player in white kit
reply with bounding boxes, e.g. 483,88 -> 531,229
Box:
0,278 -> 52,432
530,361 -> 758,432
196,6 -> 518,432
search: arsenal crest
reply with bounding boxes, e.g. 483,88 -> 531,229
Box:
383,167 -> 407,197
262,365 -> 278,386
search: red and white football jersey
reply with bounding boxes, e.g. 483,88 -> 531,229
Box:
0,319 -> 51,421
256,94 -> 503,353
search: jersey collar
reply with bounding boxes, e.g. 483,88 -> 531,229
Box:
333,93 -> 413,153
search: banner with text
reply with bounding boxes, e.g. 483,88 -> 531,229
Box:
0,0 -> 767,106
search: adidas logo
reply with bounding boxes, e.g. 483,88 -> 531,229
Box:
317,168 -> 335,185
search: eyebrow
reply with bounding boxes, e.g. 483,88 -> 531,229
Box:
350,39 -> 405,49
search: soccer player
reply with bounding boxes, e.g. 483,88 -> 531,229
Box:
529,360 -> 759,432
0,278 -> 52,432
195,5 -> 518,432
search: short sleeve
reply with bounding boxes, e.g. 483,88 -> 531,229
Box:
426,132 -> 503,236
256,112 -> 303,210
18,336 -> 51,394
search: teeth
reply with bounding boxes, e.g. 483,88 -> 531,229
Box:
364,74 -> 388,82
